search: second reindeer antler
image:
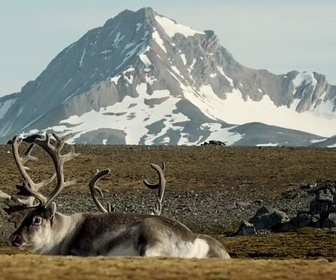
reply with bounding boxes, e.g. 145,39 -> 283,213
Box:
89,169 -> 115,213
89,162 -> 166,216
143,162 -> 166,216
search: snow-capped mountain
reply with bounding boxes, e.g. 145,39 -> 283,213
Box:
0,7 -> 335,146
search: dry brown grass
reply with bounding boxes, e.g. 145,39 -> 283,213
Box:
0,255 -> 335,280
1,144 -> 336,197
223,227 -> 336,260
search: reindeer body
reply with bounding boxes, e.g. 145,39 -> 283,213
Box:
10,209 -> 230,258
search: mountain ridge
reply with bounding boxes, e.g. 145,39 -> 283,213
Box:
0,7 -> 335,146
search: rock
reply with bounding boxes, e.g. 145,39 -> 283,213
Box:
232,205 -> 291,235
233,220 -> 257,236
236,201 -> 253,208
321,218 -> 336,228
295,212 -> 314,228
277,220 -> 297,232
316,188 -> 334,203
309,200 -> 331,214
201,140 -> 226,146
249,206 -> 290,231
321,212 -> 336,228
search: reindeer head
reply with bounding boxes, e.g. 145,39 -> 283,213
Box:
9,202 -> 57,251
4,133 -> 78,251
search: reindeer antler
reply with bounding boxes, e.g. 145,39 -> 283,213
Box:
143,162 -> 166,216
0,190 -> 11,200
11,135 -> 56,206
89,163 -> 166,215
2,135 -> 55,212
3,196 -> 33,227
2,135 -> 56,225
7,133 -> 79,212
32,133 -> 79,207
89,169 -> 115,213
2,187 -> 39,227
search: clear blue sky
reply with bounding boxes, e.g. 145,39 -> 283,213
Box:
1,0 -> 335,97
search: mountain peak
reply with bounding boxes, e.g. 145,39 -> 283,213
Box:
0,8 -> 335,146
104,7 -> 157,25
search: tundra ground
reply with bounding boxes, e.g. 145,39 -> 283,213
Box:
0,144 -> 336,279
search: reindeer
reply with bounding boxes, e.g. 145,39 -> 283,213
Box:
90,162 -> 166,215
4,133 -> 230,258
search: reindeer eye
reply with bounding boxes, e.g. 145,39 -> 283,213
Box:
33,217 -> 42,225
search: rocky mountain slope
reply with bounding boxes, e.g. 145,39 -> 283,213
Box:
0,8 -> 335,146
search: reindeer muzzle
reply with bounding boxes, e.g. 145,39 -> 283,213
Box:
10,234 -> 23,247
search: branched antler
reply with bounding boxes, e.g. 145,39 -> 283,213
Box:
2,135 -> 53,225
4,195 -> 30,213
143,162 -> 166,215
3,196 -> 33,227
30,133 -> 79,207
0,190 -> 11,200
11,135 -> 56,206
4,133 -> 79,219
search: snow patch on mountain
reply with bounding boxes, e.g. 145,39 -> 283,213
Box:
31,86 -> 190,145
155,15 -> 205,38
180,83 -> 335,138
152,30 -> 167,53
0,98 -> 16,119
293,72 -> 317,88
256,143 -> 279,147
79,48 -> 86,68
200,123 -> 243,146
311,98 -> 335,119
139,46 -> 151,67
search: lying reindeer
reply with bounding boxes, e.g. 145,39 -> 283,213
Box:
3,133 -> 230,258
90,162 -> 166,216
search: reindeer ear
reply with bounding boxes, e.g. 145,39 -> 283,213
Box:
45,202 -> 57,219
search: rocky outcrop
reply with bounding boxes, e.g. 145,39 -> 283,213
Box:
234,180 -> 336,235
233,206 -> 290,235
